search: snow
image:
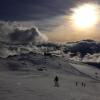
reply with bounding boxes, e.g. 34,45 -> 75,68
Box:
0,71 -> 100,100
0,53 -> 100,100
70,62 -> 100,80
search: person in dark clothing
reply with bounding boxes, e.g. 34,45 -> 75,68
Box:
76,81 -> 78,86
82,82 -> 84,87
54,76 -> 59,87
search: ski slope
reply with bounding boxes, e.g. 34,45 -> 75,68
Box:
0,53 -> 100,100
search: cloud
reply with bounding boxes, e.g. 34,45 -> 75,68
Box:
0,0 -> 75,21
0,0 -> 99,40
9,27 -> 48,44
0,21 -> 48,57
0,21 -> 48,44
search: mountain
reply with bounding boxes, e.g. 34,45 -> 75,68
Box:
1,39 -> 100,63
64,39 -> 100,57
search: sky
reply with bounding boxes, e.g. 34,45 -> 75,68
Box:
0,0 -> 100,42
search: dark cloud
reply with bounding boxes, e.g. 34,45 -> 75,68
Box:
0,0 -> 75,21
0,22 -> 48,44
0,21 -> 48,57
9,28 -> 38,44
9,27 -> 48,44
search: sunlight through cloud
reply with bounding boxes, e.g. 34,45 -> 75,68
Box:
70,3 -> 100,30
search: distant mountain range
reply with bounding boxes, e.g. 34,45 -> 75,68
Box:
64,39 -> 100,57
36,39 -> 100,57
0,39 -> 100,59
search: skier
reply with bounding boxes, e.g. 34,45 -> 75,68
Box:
76,81 -> 78,86
54,76 -> 59,87
82,82 -> 84,87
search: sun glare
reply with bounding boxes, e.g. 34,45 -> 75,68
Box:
70,4 -> 99,30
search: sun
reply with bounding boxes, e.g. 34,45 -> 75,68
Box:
70,4 -> 99,30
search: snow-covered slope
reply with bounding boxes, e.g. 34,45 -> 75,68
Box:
0,53 -> 95,77
0,53 -> 100,100
70,62 -> 100,80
